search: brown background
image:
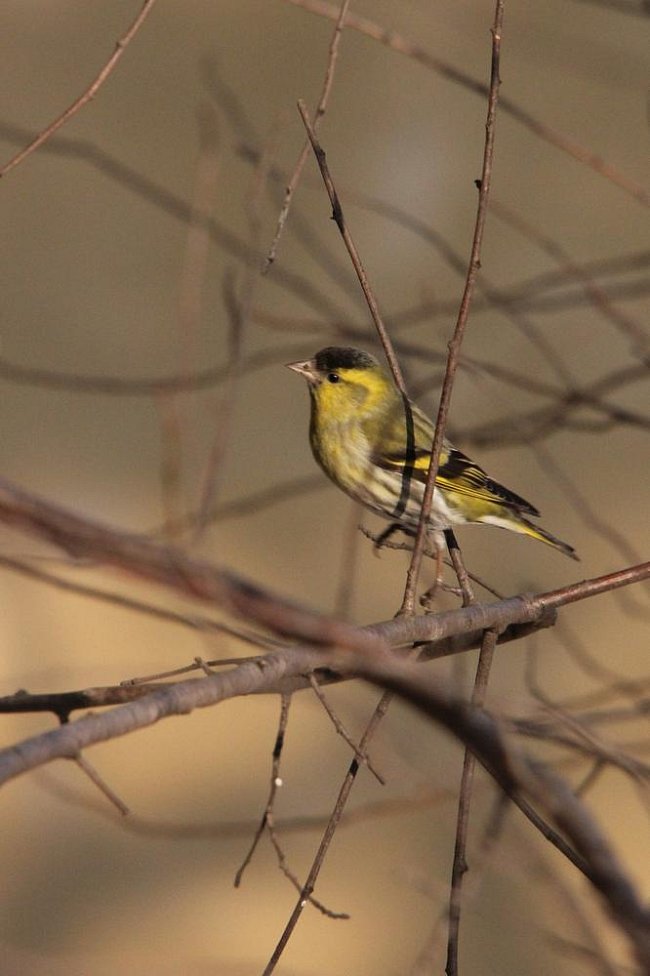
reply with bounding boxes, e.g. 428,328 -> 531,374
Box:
0,1 -> 648,973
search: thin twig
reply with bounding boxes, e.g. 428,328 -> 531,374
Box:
412,793 -> 509,976
284,0 -> 650,207
445,626 -> 499,976
400,1 -> 505,614
155,394 -> 186,541
575,759 -> 606,797
72,753 -> 130,816
266,819 -> 350,919
0,0 -> 160,178
297,100 -> 407,392
177,105 -> 222,348
262,688 -> 394,975
232,693 -> 347,920
234,695 -> 291,886
190,272 -> 244,542
443,529 -> 476,608
264,0 -> 352,270
308,673 -> 385,784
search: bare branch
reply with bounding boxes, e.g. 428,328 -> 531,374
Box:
297,100 -> 408,392
446,627 -> 499,976
284,0 -> 650,206
0,0 -> 160,178
348,651 -> 650,972
264,0 -> 352,269
0,473 -> 646,666
401,0 -> 505,613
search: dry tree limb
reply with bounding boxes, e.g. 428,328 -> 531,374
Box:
0,609 -> 559,720
284,0 -> 650,207
401,2 -> 504,615
308,673 -> 385,784
0,563 -> 642,725
261,685 -> 396,975
266,820 -> 350,920
347,648 -> 650,975
264,0 -> 352,270
0,0 -> 160,178
445,626 -> 499,976
0,472 -> 646,679
233,697 -> 349,918
297,100 -> 407,392
0,556 -> 647,961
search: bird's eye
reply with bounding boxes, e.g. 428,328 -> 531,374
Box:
327,372 -> 340,384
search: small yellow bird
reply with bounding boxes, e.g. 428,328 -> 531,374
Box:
287,346 -> 577,560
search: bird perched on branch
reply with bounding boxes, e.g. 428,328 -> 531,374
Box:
287,346 -> 577,562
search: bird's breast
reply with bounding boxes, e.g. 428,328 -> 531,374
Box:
310,416 -> 372,493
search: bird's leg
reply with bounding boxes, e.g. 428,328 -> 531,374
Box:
372,521 -> 404,553
444,529 -> 475,606
421,532 -> 459,608
421,530 -> 476,609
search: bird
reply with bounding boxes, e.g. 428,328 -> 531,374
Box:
286,345 -> 577,562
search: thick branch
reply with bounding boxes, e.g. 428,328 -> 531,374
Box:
0,475 -> 646,663
1,623 -> 648,969
0,561 -> 647,785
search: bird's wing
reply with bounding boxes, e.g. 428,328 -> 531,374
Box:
374,407 -> 540,518
434,447 -> 540,515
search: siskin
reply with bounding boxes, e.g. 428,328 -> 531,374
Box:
287,346 -> 577,561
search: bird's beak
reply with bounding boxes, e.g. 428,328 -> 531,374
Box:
286,358 -> 318,384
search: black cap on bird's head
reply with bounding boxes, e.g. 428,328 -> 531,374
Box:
286,346 -> 378,384
313,347 -> 377,372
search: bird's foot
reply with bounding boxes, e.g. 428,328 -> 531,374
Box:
420,579 -> 463,610
371,522 -> 404,555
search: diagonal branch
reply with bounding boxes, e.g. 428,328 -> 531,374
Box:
0,474 -> 646,670
264,0 -> 352,270
284,0 -> 650,207
0,0 -> 160,179
297,100 -> 407,392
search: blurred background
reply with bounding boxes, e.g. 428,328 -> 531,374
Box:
0,1 -> 648,973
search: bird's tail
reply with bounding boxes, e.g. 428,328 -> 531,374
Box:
516,516 -> 579,561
